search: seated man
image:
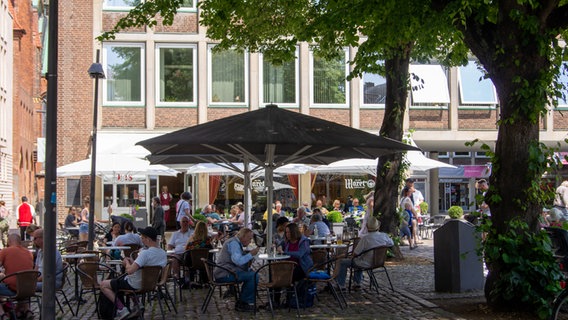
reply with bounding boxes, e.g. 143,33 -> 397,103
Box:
214,228 -> 260,312
336,216 -> 393,290
0,234 -> 34,318
305,213 -> 330,238
167,216 -> 193,285
100,227 -> 167,319
349,198 -> 364,214
33,228 -> 63,292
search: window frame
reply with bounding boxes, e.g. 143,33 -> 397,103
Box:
207,45 -> 249,107
453,152 -> 471,158
258,48 -> 299,108
155,43 -> 197,107
65,178 -> 82,207
309,48 -> 350,108
102,0 -> 141,11
457,60 -> 498,109
102,42 -> 146,107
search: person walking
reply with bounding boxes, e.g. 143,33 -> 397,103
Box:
151,196 -> 166,242
16,196 -> 35,241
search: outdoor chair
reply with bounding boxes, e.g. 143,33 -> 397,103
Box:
0,270 -> 41,319
200,258 -> 240,313
348,246 -> 394,294
254,260 -> 300,317
310,250 -> 328,271
545,227 -> 568,268
306,257 -> 348,309
116,265 -> 163,320
156,261 -> 177,314
54,261 -> 74,316
75,261 -> 115,317
122,244 -> 141,260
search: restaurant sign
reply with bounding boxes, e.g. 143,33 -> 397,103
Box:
345,179 -> 375,189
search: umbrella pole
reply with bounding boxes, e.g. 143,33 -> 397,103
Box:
243,159 -> 252,228
265,145 -> 275,254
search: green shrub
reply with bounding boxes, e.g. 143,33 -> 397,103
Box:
326,211 -> 343,223
193,213 -> 207,223
419,202 -> 428,215
447,206 -> 463,219
194,207 -> 202,215
119,214 -> 134,221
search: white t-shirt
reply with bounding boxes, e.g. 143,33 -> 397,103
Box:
115,232 -> 143,247
168,229 -> 193,254
126,246 -> 167,289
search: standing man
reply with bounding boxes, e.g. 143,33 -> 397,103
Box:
160,186 -> 173,228
17,196 -> 35,240
552,180 -> 568,221
476,179 -> 491,217
100,227 -> 167,319
214,228 -> 260,312
151,196 -> 166,244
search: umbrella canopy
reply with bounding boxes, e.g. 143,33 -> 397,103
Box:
186,162 -> 311,178
313,153 -> 456,176
137,104 -> 419,253
57,155 -> 179,177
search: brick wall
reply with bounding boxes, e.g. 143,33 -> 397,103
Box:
155,108 -> 198,128
207,107 -> 250,121
360,109 -> 386,130
309,109 -> 351,127
553,110 -> 568,130
56,0 -> 94,219
102,12 -> 146,32
154,13 -> 198,33
458,109 -> 498,130
101,107 -> 146,128
408,109 -> 449,130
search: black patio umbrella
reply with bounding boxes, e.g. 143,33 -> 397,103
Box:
137,104 -> 419,252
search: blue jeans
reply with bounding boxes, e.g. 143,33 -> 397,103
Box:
217,270 -> 258,304
336,258 -> 362,287
0,283 -> 14,296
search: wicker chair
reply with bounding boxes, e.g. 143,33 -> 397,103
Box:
310,250 -> 328,271
116,266 -> 163,320
55,261 -> 74,316
0,270 -> 41,319
254,261 -> 299,317
348,246 -> 393,294
200,258 -> 240,313
75,261 -> 115,317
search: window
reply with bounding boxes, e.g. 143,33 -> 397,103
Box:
155,44 -> 196,106
208,46 -> 248,105
453,152 -> 471,158
103,0 -> 141,10
103,43 -> 145,106
475,152 -> 489,158
260,50 -> 298,106
458,61 -> 498,106
361,72 -> 387,107
66,179 -> 81,206
310,49 -> 349,107
409,64 -> 450,106
179,0 -> 197,10
558,62 -> 568,107
438,152 -> 449,158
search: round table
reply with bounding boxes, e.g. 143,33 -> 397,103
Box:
257,254 -> 290,261
310,244 -> 347,249
62,253 -> 97,302
101,246 -> 131,251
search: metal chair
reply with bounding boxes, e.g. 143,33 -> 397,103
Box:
55,261 -> 74,316
348,246 -> 394,294
155,261 -> 177,314
306,257 -> 348,309
200,258 -> 240,313
75,261 -> 116,317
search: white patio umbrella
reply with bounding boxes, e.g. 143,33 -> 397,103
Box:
57,155 -> 179,177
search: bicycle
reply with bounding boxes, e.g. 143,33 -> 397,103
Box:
551,279 -> 568,319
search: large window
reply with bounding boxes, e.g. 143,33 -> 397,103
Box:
458,61 -> 498,107
208,46 -> 248,105
409,64 -> 450,107
66,179 -> 81,206
155,44 -> 196,106
103,43 -> 145,106
310,49 -> 349,107
558,62 -> 568,107
103,0 -> 141,10
361,72 -> 387,107
260,51 -> 298,106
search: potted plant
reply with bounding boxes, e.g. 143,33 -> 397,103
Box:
327,211 -> 344,236
419,202 -> 429,216
193,213 -> 207,224
447,206 -> 464,219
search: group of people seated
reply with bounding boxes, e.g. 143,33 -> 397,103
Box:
0,228 -> 63,319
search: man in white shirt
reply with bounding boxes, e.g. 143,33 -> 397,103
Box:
167,216 -> 194,283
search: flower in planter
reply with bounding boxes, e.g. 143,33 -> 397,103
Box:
447,206 -> 464,219
326,211 -> 344,223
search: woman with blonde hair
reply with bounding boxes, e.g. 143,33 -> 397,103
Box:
185,221 -> 213,251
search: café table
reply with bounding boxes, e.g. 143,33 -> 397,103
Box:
61,253 -> 97,302
257,253 -> 290,261
208,248 -> 220,261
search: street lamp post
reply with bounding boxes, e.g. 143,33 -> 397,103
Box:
87,51 -> 105,250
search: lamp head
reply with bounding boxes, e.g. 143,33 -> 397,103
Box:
88,63 -> 106,79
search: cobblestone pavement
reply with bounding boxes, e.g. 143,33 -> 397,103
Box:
34,237 -> 484,319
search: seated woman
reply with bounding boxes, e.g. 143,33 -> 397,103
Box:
273,216 -> 290,248
182,221 -> 213,286
280,223 -> 313,281
104,222 -> 124,259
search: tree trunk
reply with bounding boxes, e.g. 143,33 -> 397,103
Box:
375,44 -> 413,261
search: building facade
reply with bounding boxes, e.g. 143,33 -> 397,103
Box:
53,1 -> 568,223
0,0 -> 14,210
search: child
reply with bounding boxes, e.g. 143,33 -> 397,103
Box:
400,202 -> 415,249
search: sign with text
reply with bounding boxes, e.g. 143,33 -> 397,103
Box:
344,178 -> 375,189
